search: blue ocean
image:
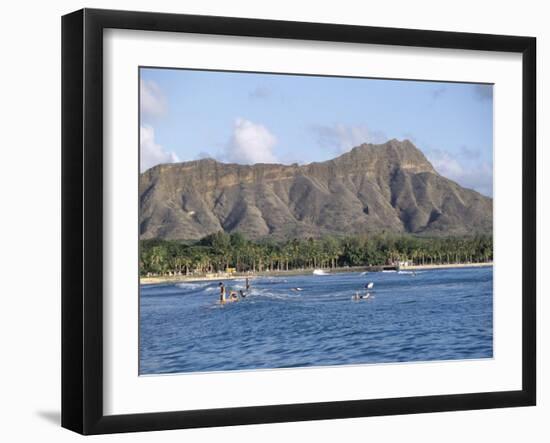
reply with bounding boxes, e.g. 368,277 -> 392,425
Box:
139,266 -> 493,375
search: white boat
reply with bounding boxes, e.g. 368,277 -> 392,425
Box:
313,269 -> 328,275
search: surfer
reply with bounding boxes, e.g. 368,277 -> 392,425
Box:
245,277 -> 250,291
352,291 -> 371,300
229,289 -> 239,301
219,282 -> 226,304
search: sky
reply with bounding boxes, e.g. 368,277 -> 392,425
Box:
140,67 -> 493,197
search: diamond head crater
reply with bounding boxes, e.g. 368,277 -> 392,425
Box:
140,139 -> 491,240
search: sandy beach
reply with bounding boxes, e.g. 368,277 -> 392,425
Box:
140,267 -> 362,285
401,262 -> 493,271
140,262 -> 493,285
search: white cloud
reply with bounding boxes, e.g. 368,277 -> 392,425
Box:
428,150 -> 464,178
312,123 -> 387,154
427,148 -> 493,197
140,125 -> 179,172
140,79 -> 167,118
225,118 -> 278,164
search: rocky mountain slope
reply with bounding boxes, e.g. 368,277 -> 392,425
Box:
139,139 -> 492,240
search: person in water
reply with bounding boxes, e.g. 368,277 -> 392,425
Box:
219,282 -> 226,304
353,291 -> 371,300
239,289 -> 246,298
245,277 -> 250,291
229,289 -> 239,301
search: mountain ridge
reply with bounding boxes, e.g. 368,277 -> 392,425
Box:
139,139 -> 492,240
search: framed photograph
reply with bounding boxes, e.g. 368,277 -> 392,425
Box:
61,8 -> 536,435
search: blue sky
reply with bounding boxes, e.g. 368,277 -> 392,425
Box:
140,67 -> 493,196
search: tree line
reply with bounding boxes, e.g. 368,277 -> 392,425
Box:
140,232 -> 493,277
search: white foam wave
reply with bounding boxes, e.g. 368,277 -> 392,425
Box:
175,282 -> 208,291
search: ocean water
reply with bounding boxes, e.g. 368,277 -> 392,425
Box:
139,266 -> 493,375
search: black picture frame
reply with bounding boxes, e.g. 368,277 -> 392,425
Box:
62,8 -> 536,435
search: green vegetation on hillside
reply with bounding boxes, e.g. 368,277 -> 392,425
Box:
140,232 -> 493,277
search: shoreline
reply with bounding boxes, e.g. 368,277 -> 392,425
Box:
401,262 -> 493,271
140,266 -> 364,285
140,262 -> 493,285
